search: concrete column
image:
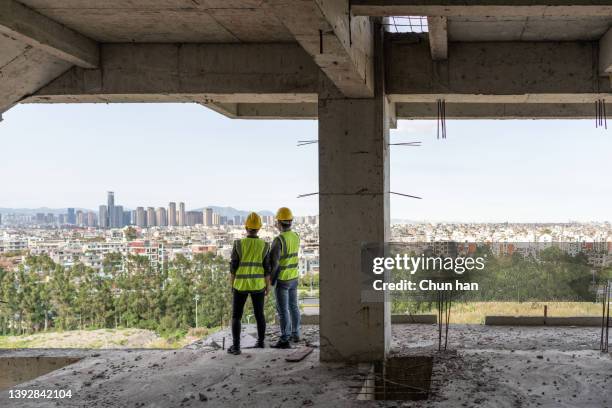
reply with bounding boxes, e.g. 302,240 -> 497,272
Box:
318,25 -> 391,363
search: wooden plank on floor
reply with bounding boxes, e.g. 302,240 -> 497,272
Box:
285,347 -> 314,362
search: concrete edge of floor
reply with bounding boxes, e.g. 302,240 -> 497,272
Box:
485,315 -> 608,326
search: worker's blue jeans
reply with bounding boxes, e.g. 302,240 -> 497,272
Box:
275,279 -> 300,342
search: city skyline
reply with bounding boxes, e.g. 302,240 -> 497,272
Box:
2,104 -> 612,222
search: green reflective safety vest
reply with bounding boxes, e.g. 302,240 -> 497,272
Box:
278,231 -> 300,282
233,237 -> 269,292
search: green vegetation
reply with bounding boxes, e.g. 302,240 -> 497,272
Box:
0,253 -> 275,338
392,246 -> 612,316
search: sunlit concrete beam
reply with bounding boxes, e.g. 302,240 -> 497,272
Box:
386,38 -> 611,103
0,0 -> 98,68
25,43 -> 319,104
427,17 -> 447,61
396,102 -> 604,119
600,28 -> 612,77
351,1 -> 612,17
266,0 -> 374,98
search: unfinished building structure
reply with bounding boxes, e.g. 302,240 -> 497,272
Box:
1,0 -> 611,364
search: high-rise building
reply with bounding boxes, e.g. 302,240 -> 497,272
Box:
220,216 -> 227,226
123,210 -> 131,226
67,208 -> 76,225
87,212 -> 97,227
234,215 -> 241,226
168,202 -> 177,226
76,210 -> 85,226
115,205 -> 124,228
204,208 -> 213,226
186,211 -> 203,226
136,207 -> 146,227
213,213 -> 220,226
156,207 -> 167,227
107,191 -> 115,227
99,205 -> 108,228
146,207 -> 156,227
178,202 -> 185,226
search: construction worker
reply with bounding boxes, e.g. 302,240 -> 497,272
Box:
270,207 -> 301,349
228,212 -> 271,355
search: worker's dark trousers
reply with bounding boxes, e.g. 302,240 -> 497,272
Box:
231,289 -> 266,347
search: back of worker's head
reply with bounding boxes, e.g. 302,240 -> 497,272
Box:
275,207 -> 293,231
244,212 -> 262,235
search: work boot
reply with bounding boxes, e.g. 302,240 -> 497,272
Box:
227,345 -> 241,355
270,340 -> 291,349
290,335 -> 300,343
255,339 -> 265,348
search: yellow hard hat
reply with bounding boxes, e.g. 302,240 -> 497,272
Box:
276,207 -> 293,221
245,212 -> 262,230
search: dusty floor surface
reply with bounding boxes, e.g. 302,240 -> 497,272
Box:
0,324 -> 610,407
391,325 -> 611,408
0,329 -> 164,349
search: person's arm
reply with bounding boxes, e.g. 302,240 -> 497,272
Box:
230,240 -> 240,287
269,237 -> 282,285
263,243 -> 273,295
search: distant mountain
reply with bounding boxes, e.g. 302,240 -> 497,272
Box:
192,206 -> 274,218
0,206 -> 274,217
0,207 -> 91,215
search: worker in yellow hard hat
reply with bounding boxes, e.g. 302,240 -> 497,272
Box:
269,207 -> 301,349
228,212 -> 271,355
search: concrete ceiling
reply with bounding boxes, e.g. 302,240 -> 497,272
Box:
1,0 -> 611,120
16,0 -> 295,43
448,16 -> 612,42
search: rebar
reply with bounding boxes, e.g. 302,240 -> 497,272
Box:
596,99 -> 608,130
601,281 -> 610,352
437,99 -> 447,139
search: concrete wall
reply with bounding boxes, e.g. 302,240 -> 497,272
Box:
485,315 -> 607,326
0,357 -> 81,391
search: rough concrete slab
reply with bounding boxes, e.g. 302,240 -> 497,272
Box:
0,324 -> 610,407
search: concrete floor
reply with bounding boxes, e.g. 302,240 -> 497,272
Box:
0,324 -> 610,407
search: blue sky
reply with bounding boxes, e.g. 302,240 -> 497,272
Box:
0,103 -> 610,222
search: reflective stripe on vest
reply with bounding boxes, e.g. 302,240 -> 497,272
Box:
233,238 -> 268,292
278,231 -> 300,281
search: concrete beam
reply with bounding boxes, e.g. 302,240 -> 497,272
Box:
427,17 -> 447,61
0,0 -> 98,68
386,38 -> 611,103
201,102 -> 317,119
396,102 -> 604,119
266,0 -> 374,98
26,43 -> 319,104
0,44 -> 73,113
600,28 -> 612,76
235,103 -> 317,119
201,102 -> 238,118
351,0 -> 612,17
